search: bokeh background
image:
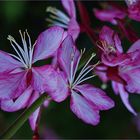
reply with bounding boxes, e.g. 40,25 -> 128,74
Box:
0,0 -> 140,139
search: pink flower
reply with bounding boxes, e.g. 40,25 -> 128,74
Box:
93,2 -> 139,42
0,26 -> 65,130
46,0 -> 80,40
125,0 -> 140,21
94,5 -> 126,25
94,1 -> 140,23
96,26 -> 140,115
48,35 -> 114,125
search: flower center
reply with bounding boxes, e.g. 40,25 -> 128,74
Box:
96,40 -> 116,54
7,30 -> 34,69
69,49 -> 99,89
46,7 -> 70,28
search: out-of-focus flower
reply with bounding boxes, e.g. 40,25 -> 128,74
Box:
93,2 -> 139,42
0,26 -> 65,130
96,26 -> 140,115
46,0 -> 80,40
125,0 -> 140,21
94,5 -> 126,25
94,1 -> 140,23
48,35 -> 114,125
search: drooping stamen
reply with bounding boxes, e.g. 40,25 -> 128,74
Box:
7,30 -> 34,69
46,7 -> 70,28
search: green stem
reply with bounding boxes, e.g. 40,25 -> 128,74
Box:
1,93 -> 47,139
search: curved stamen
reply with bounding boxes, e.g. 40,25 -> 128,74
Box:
71,48 -> 86,83
46,7 -> 70,28
7,30 -> 34,69
7,35 -> 27,66
74,53 -> 96,83
73,75 -> 96,88
96,40 -> 116,54
70,52 -> 99,89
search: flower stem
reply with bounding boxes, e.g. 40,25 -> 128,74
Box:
1,93 -> 48,139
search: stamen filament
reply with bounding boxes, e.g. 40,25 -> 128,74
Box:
19,30 -> 30,66
73,53 -> 96,85
8,30 -> 34,69
46,7 -> 70,23
46,19 -> 68,28
7,37 -> 27,66
9,53 -> 28,68
73,75 -> 96,88
72,48 -> 85,84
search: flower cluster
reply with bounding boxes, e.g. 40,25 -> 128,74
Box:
1,0 -> 140,138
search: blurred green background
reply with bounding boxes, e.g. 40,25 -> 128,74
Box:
0,0 -> 140,139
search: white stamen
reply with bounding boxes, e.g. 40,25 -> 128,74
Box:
7,30 -> 34,69
73,53 -> 96,84
71,48 -> 86,84
9,53 -> 28,68
7,36 -> 27,65
70,50 -> 99,89
46,6 -> 70,28
46,19 -> 68,28
19,30 -> 30,65
73,75 -> 96,88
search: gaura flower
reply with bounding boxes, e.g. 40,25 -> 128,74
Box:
94,3 -> 126,25
48,35 -> 114,125
94,1 -> 140,23
125,0 -> 140,21
93,2 -> 139,42
0,26 -> 65,130
46,0 -> 80,40
96,26 -> 140,115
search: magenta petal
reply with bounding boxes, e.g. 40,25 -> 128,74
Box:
0,50 -> 22,73
61,0 -> 76,18
114,33 -> 123,53
68,18 -> 80,40
70,91 -> 100,125
128,3 -> 140,21
94,9 -> 118,25
1,86 -> 33,112
128,39 -> 140,53
31,65 -> 55,92
0,71 -> 27,100
119,67 -> 140,93
100,26 -> 115,45
33,26 -> 64,62
45,70 -> 69,103
32,66 -> 69,102
95,65 -> 108,83
28,91 -> 40,131
93,8 -> 125,25
58,35 -> 80,79
102,53 -> 130,66
118,84 -> 137,115
112,81 -> 119,95
75,84 -> 115,110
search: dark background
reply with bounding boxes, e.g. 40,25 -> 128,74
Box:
0,0 -> 140,139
